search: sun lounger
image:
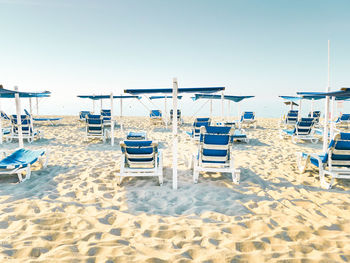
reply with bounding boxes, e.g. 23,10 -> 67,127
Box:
0,148 -> 48,183
0,111 -> 10,121
126,131 -> 147,140
85,114 -> 109,142
150,110 -> 163,125
119,140 -> 163,185
191,126 -> 240,184
297,132 -> 350,189
79,111 -> 91,121
280,118 -> 318,144
24,109 -> 62,126
7,115 -> 42,143
335,114 -> 350,129
308,111 -> 321,125
240,111 -> 257,128
170,109 -> 183,124
281,110 -> 299,127
101,109 -> 112,127
186,120 -> 210,140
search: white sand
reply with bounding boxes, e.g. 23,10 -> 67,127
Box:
1,116 -> 350,262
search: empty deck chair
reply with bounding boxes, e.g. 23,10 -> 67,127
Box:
281,110 -> 299,127
187,120 -> 210,140
85,114 -> 108,142
0,111 -> 10,121
335,114 -> 350,129
308,111 -> 321,123
195,117 -> 211,122
150,110 -> 163,125
79,111 -> 91,121
126,131 -> 147,140
192,126 -> 240,184
7,115 -> 42,143
280,118 -> 318,144
24,109 -> 62,126
119,140 -> 163,185
240,111 -> 257,128
170,109 -> 183,124
0,148 -> 48,183
297,132 -> 350,189
101,109 -> 112,127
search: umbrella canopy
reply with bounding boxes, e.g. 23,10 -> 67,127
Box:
193,94 -> 254,102
77,95 -> 139,100
0,86 -> 50,98
283,101 -> 299,106
124,87 -> 225,95
149,95 -> 183,100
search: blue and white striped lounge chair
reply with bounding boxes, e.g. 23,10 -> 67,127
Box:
24,109 -> 62,126
79,111 -> 91,121
240,111 -> 257,128
101,109 -> 112,127
308,111 -> 321,124
0,111 -> 10,121
119,140 -> 163,185
0,148 -> 48,183
170,109 -> 183,124
187,120 -> 210,140
7,115 -> 42,143
85,114 -> 109,142
335,114 -> 350,129
126,131 -> 147,140
281,110 -> 299,127
297,132 -> 350,189
196,117 -> 211,122
192,126 -> 240,184
280,118 -> 318,144
214,122 -> 249,143
150,110 -> 163,125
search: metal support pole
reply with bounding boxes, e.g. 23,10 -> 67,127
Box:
36,97 -> 39,115
221,91 -> 224,121
29,97 -> 33,115
172,78 -> 178,190
110,93 -> 114,146
210,100 -> 213,119
165,96 -> 168,129
120,95 -> 123,133
14,86 -> 24,148
323,40 -> 331,152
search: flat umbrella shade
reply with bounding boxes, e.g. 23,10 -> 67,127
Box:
124,87 -> 225,95
193,94 -> 254,102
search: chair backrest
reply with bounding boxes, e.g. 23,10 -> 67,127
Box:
0,111 -> 10,120
86,115 -> 103,133
308,111 -> 321,118
300,117 -> 314,122
241,111 -> 255,121
170,109 -> 181,119
10,115 -> 33,134
150,110 -> 162,118
196,117 -> 210,122
200,125 -> 232,142
340,114 -> 350,121
120,140 -> 158,167
294,120 -> 313,135
79,111 -> 91,120
126,131 -> 147,140
328,133 -> 350,168
24,109 -> 31,116
199,132 -> 230,163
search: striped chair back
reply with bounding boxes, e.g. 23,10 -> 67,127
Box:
328,133 -> 350,168
11,115 -> 33,135
121,140 -> 158,168
170,109 -> 181,120
193,121 -> 210,137
241,111 -> 255,121
150,110 -> 162,118
199,132 -> 230,164
286,110 -> 298,123
294,120 -> 314,136
86,114 -> 103,135
195,117 -> 210,122
101,109 -> 111,122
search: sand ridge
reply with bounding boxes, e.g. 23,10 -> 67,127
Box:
0,117 -> 350,262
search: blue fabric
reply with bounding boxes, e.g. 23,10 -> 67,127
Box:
127,132 -> 146,140
195,118 -> 210,122
150,110 -> 162,117
33,117 -> 62,121
77,95 -> 139,100
0,149 -> 45,169
203,149 -> 228,157
205,126 -> 231,134
193,94 -> 254,102
203,134 -> 230,145
87,114 -> 101,119
279,96 -> 302,102
0,87 -> 50,98
194,121 -> 210,128
124,87 -> 225,94
124,140 -> 153,147
150,96 -> 183,100
87,118 -> 102,125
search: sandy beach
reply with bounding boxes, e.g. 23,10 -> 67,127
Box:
1,116 -> 350,262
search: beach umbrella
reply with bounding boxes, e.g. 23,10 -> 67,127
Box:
125,82 -> 225,190
0,85 -> 50,147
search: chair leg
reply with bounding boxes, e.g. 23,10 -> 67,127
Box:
319,169 -> 331,189
232,169 -> 240,184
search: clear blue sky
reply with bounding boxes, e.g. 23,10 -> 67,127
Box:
0,0 -> 349,117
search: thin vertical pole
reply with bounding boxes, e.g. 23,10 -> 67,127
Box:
323,40 -> 331,152
330,96 -> 335,140
311,98 -> 314,114
14,86 -> 24,148
298,98 -> 302,120
227,100 -> 229,120
110,93 -> 114,146
165,96 -> 168,129
221,91 -> 224,121
29,97 -> 33,115
172,78 -> 178,190
120,95 -> 123,132
92,99 -> 95,114
100,99 -> 103,112
36,97 -> 39,115
210,100 -> 213,119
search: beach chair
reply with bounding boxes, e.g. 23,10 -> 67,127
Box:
0,148 -> 48,183
0,111 -> 10,121
297,132 -> 350,189
335,114 -> 350,129
195,117 -> 211,122
85,114 -> 109,142
187,120 -> 210,140
7,115 -> 42,143
101,109 -> 112,127
126,131 -> 147,140
240,111 -> 257,128
79,111 -> 91,121
192,126 -> 240,184
24,109 -> 62,126
119,140 -> 163,185
281,110 -> 299,127
280,118 -> 318,144
170,109 -> 183,124
213,123 -> 249,143
150,110 -> 163,125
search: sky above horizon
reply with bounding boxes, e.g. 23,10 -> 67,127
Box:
0,0 -> 350,117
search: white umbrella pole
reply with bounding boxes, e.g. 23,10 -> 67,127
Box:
101,99 -> 103,111
330,96 -> 335,140
210,100 -> 213,119
110,93 -> 114,146
227,100 -> 229,120
298,98 -> 302,120
92,100 -> 95,114
172,78 -> 178,190
29,97 -> 33,115
14,86 -> 23,148
36,97 -> 39,115
165,96 -> 168,129
221,91 -> 224,121
323,40 -> 331,152
120,95 -> 123,133
311,98 -> 314,114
